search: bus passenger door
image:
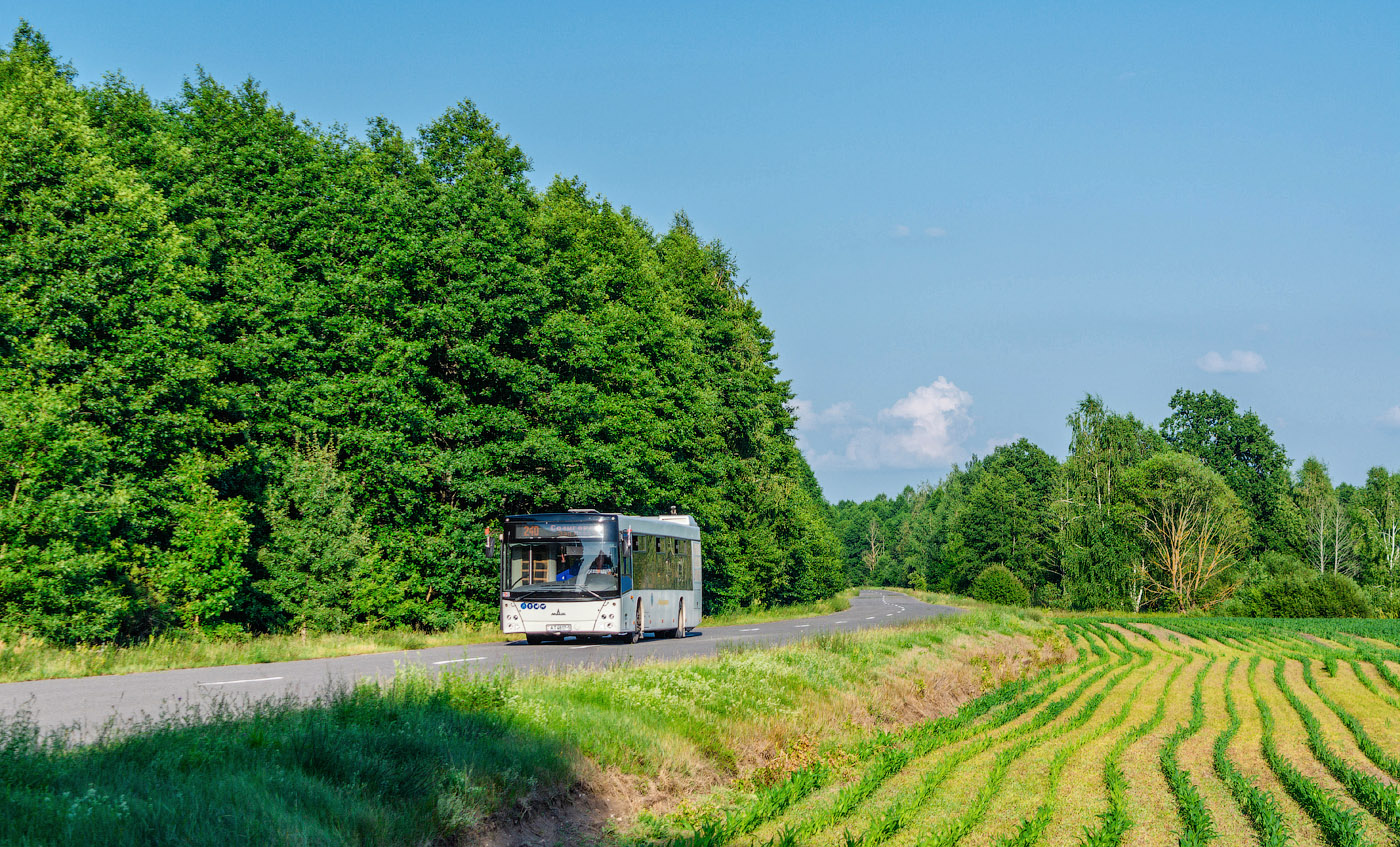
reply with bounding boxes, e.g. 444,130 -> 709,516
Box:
620,533 -> 634,595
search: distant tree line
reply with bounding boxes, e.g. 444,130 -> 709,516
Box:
835,390 -> 1399,618
0,26 -> 843,644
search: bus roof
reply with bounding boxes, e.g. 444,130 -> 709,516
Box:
505,512 -> 700,540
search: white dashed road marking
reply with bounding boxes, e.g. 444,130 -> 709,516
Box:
197,677 -> 283,687
433,658 -> 487,665
794,624 -> 810,628
740,628 -> 761,632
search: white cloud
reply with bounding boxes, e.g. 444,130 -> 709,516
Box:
794,380 -> 975,470
892,224 -> 911,237
837,378 -> 973,469
1196,350 -> 1266,374
924,226 -> 947,238
789,399 -> 854,428
1381,406 -> 1400,428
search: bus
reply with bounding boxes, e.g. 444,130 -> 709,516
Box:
499,510 -> 701,644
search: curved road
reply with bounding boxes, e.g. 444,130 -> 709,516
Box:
0,590 -> 960,738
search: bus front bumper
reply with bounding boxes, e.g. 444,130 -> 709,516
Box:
502,599 -> 623,636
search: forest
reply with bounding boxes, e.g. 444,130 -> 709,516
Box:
834,389 -> 1400,618
3,24 -> 1394,650
0,25 -> 842,644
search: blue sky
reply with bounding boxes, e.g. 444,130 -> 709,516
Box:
20,2 -> 1400,502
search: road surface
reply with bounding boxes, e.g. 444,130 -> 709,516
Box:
0,590 -> 960,738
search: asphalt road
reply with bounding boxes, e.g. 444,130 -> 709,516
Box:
0,589 -> 961,738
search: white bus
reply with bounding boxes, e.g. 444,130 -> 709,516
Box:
499,510 -> 701,644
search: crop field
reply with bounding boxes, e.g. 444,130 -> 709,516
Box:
654,616 -> 1400,847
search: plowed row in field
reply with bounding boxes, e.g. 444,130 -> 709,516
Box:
659,617 -> 1400,847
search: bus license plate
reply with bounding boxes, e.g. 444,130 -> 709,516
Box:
546,624 -> 572,632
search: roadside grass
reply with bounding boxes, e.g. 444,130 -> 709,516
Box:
0,624 -> 504,684
697,589 -> 859,628
0,589 -> 873,684
0,607 -> 1060,847
0,671 -> 572,846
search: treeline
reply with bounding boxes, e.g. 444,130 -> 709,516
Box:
0,26 -> 842,644
835,391 -> 1400,617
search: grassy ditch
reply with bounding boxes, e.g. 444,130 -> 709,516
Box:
0,607 -> 1060,846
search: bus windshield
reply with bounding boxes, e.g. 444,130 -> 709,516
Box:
506,537 -> 620,595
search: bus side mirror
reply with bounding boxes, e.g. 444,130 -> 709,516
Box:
485,528 -> 496,558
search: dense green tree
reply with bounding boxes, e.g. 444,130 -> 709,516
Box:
0,27 -> 231,641
949,440 -> 1057,592
1057,395 -> 1164,610
0,25 -> 845,641
1160,389 -> 1298,555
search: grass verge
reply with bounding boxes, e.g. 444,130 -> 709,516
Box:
0,607 -> 1063,846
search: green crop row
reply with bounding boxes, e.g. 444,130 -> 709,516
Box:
1250,656 -> 1372,847
667,635 -> 1112,847
1273,660 -> 1400,834
1078,652 -> 1188,847
844,629 -> 1143,847
914,647 -> 1146,847
993,643 -> 1155,847
804,658 -> 1103,845
1301,661 -> 1400,784
1213,658 -> 1289,847
1160,656 -> 1219,845
1345,659 -> 1400,712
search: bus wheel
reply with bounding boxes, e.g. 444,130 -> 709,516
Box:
625,604 -> 644,644
525,634 -> 543,645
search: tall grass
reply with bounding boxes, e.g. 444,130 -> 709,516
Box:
0,670 -> 569,846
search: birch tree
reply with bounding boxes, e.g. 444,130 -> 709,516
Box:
1297,457 -> 1354,575
1357,467 -> 1400,600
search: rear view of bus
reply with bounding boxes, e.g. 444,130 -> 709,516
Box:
499,510 -> 701,644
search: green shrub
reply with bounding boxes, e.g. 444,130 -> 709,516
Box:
970,565 -> 1030,607
1223,570 -> 1372,618
1310,573 -> 1372,618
